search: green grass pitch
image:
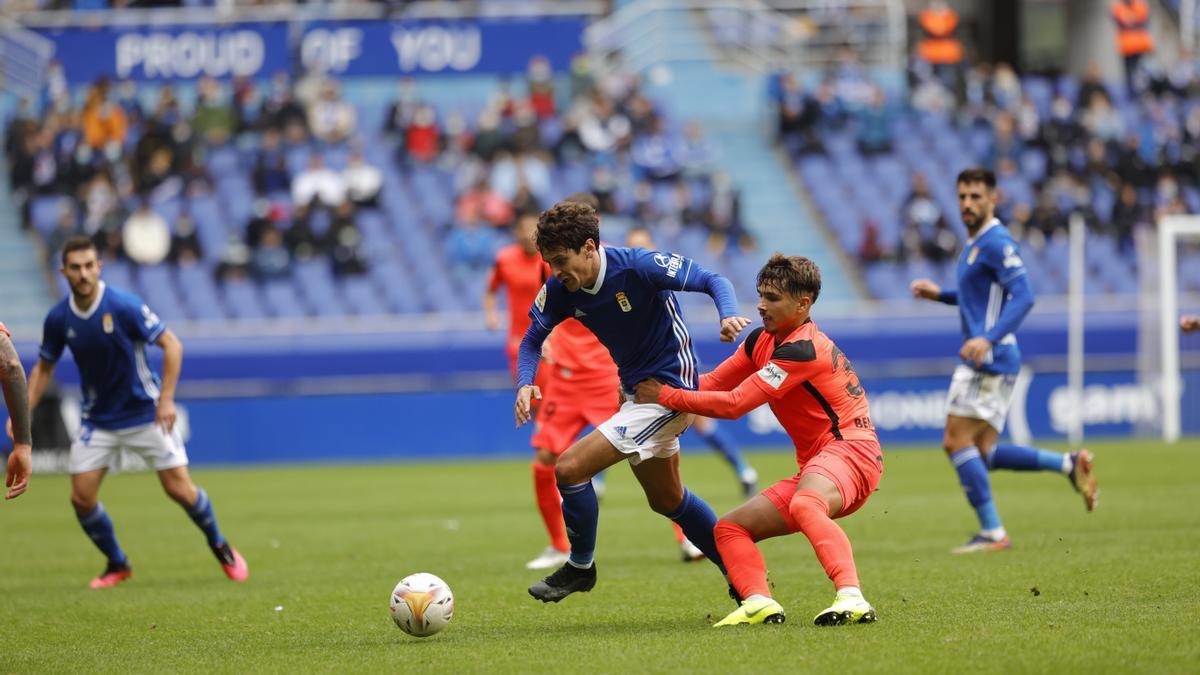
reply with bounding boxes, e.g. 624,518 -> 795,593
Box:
1,439 -> 1197,673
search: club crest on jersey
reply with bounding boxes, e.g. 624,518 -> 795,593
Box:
615,292 -> 632,312
967,247 -> 980,265
102,313 -> 114,334
535,284 -> 547,312
756,362 -> 788,389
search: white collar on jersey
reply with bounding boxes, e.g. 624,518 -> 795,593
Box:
69,280 -> 107,320
582,245 -> 607,295
966,218 -> 1001,245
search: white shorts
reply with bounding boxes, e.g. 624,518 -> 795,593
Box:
945,364 -> 1017,432
70,422 -> 189,475
597,400 -> 692,465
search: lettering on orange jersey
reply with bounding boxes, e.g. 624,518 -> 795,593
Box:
832,345 -> 864,397
757,362 -> 788,389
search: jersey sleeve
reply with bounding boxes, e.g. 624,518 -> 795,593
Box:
699,327 -> 763,391
745,339 -> 822,400
516,281 -> 568,387
115,293 -> 167,344
487,258 -> 503,292
38,310 -> 65,363
630,249 -> 738,319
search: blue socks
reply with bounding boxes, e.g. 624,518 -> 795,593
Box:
988,444 -> 1069,473
77,503 -> 127,566
949,447 -> 1003,532
666,488 -> 726,573
559,481 -> 600,567
696,423 -> 750,475
185,488 -> 227,548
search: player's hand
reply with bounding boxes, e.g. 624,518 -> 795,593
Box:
1181,315 -> 1200,333
514,384 -> 541,428
720,316 -> 752,343
5,444 -> 31,500
910,278 -> 941,301
960,336 -> 992,367
156,398 -> 177,433
633,379 -> 663,404
485,310 -> 500,331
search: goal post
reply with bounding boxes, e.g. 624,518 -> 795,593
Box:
1158,216 -> 1200,443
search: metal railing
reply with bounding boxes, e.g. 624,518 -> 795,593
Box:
0,16 -> 54,100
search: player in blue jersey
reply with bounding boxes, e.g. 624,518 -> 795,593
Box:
911,168 -> 1098,554
17,237 -> 248,588
1,322 -> 32,499
514,200 -> 751,602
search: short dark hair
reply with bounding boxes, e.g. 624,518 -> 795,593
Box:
562,192 -> 600,210
757,253 -> 821,303
956,167 -> 996,189
536,200 -> 600,253
61,235 -> 97,266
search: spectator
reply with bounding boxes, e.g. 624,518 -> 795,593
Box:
343,149 -> 383,208
511,102 -> 542,155
855,87 -> 895,155
384,78 -> 421,139
328,203 -> 368,278
122,204 -> 171,265
45,202 -> 79,264
446,215 -> 500,282
921,217 -> 959,263
192,76 -> 236,146
859,218 -> 886,263
903,172 -> 941,234
456,176 -> 514,228
470,108 -> 508,162
292,154 -> 346,210
168,213 -> 203,264
677,121 -> 715,175
308,81 -> 356,145
285,204 -> 322,260
260,73 -> 308,142
1111,0 -> 1154,95
631,115 -> 682,181
253,128 -> 290,196
405,105 -> 441,164
216,234 -> 252,284
81,80 -> 128,157
526,55 -> 556,119
252,225 -> 293,281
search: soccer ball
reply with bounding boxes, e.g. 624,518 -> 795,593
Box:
389,573 -> 454,637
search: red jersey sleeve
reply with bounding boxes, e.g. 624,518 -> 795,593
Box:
487,257 -> 504,292
658,376 -> 773,420
699,327 -> 764,391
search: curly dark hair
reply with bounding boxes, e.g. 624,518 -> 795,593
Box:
757,253 -> 821,302
536,200 -> 600,253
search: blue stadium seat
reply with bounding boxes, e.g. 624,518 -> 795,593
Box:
221,278 -> 268,320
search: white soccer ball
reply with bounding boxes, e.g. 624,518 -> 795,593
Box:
389,573 -> 454,637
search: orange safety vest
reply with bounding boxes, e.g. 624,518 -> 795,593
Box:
1111,0 -> 1154,57
918,7 -> 964,65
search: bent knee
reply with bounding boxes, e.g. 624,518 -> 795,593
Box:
553,459 -> 584,486
70,493 -> 97,513
714,518 -> 748,541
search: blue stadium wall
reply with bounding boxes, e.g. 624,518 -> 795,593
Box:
7,311 -> 1197,465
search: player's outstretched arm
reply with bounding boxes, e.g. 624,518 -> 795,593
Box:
155,329 -> 183,433
911,278 -> 957,305
698,342 -> 758,392
640,375 -> 772,420
652,254 -> 750,342
0,328 -> 32,500
513,320 -> 552,428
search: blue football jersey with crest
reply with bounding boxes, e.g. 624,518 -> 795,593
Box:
944,219 -> 1035,375
517,246 -> 739,392
39,282 -> 167,430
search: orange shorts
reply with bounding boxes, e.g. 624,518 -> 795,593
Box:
762,438 -> 883,531
531,370 -> 620,455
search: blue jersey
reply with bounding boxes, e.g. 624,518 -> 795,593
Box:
517,246 -> 739,392
938,220 -> 1035,375
39,282 -> 167,430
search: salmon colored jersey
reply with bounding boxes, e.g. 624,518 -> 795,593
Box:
489,244 -> 550,359
0,322 -> 8,338
544,317 -> 618,386
658,319 -> 876,465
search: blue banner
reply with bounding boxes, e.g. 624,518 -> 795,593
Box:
297,17 -> 586,77
34,22 -> 291,84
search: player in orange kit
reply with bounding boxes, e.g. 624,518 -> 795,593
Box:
484,212 -> 550,380
636,254 -> 882,626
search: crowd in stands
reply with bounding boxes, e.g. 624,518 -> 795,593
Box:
6,54 -> 748,320
774,38 -> 1200,298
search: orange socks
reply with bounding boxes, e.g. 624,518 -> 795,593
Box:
714,519 -> 771,599
532,462 -> 569,552
789,489 -> 859,589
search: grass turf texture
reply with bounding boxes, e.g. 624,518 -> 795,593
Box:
0,439 -> 1196,673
